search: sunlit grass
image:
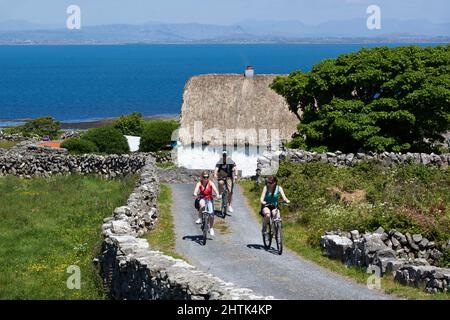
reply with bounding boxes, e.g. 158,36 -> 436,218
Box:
0,174 -> 137,299
144,184 -> 186,261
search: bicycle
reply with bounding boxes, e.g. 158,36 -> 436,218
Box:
262,202 -> 287,255
217,177 -> 230,218
201,207 -> 210,246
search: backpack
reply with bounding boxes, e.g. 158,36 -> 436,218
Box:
194,198 -> 200,210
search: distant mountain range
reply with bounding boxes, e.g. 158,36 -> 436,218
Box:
0,19 -> 449,44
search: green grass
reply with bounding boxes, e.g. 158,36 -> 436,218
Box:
0,140 -> 19,149
144,184 -> 186,261
241,179 -> 450,300
0,174 -> 137,299
214,218 -> 230,235
155,161 -> 176,169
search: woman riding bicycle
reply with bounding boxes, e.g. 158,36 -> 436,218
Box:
193,171 -> 220,236
260,176 -> 290,234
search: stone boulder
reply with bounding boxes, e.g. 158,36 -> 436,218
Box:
320,235 -> 353,262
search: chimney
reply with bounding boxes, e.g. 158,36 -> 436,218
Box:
244,66 -> 254,78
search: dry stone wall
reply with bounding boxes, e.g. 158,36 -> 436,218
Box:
100,158 -> 272,300
0,131 -> 31,141
0,147 -> 147,179
257,149 -> 450,175
320,229 -> 450,293
0,141 -> 271,299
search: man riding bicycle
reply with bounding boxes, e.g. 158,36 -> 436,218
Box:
260,176 -> 290,234
214,151 -> 237,213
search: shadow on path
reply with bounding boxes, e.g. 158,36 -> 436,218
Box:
182,235 -> 211,246
247,243 -> 279,255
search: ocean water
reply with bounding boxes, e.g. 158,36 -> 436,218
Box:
0,43 -> 439,123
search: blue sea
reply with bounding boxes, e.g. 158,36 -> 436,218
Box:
0,43 -> 442,124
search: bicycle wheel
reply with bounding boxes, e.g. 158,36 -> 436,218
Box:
202,213 -> 208,245
262,219 -> 273,249
221,187 -> 228,218
275,221 -> 283,255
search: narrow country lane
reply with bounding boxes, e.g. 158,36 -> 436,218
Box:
171,183 -> 394,300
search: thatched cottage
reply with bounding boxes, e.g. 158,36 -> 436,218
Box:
178,72 -> 299,146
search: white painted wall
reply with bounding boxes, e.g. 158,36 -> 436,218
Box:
176,143 -> 263,177
125,135 -> 141,152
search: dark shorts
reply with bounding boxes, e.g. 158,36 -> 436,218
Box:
218,177 -> 234,192
260,204 -> 277,217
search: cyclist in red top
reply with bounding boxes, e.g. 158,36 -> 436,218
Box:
193,171 -> 220,236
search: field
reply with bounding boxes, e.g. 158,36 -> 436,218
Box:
0,174 -> 136,299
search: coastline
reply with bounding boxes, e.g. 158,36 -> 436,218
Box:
1,39 -> 449,46
0,114 -> 180,130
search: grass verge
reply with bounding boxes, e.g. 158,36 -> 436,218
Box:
240,180 -> 450,300
144,184 -> 186,261
214,218 -> 230,235
0,174 -> 137,299
155,161 -> 176,169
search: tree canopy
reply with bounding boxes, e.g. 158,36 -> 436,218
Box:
113,112 -> 144,136
271,45 -> 450,153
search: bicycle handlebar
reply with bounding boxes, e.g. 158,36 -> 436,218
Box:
262,201 -> 290,207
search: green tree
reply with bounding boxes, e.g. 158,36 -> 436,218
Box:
60,138 -> 99,155
271,45 -> 450,153
7,116 -> 61,139
140,120 -> 179,152
83,126 -> 129,154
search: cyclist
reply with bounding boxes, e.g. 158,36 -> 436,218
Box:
193,171 -> 220,236
260,176 -> 290,234
214,151 -> 237,213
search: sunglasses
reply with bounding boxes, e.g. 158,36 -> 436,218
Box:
202,176 -> 209,179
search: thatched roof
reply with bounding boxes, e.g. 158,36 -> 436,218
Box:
179,74 -> 299,145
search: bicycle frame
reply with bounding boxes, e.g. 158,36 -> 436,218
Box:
262,204 -> 284,255
201,208 -> 210,245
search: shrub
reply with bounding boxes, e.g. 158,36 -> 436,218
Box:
113,112 -> 143,136
1,127 -> 22,135
437,248 -> 450,268
60,138 -> 99,155
83,126 -> 129,154
272,45 -> 450,153
273,161 -> 450,246
5,116 -> 61,139
140,120 -> 179,152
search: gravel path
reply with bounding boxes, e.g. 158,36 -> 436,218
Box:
171,183 -> 393,300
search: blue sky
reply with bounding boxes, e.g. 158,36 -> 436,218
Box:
0,0 -> 449,26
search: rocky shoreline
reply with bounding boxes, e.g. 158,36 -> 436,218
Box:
0,114 -> 179,131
